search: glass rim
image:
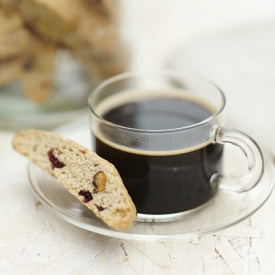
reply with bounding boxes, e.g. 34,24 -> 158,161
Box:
88,70 -> 226,133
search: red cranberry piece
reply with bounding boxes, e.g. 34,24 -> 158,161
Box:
48,150 -> 65,168
95,204 -> 105,211
78,190 -> 93,203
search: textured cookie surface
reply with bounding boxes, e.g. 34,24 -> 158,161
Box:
12,130 -> 137,232
0,58 -> 22,86
21,38 -> 56,103
0,7 -> 30,59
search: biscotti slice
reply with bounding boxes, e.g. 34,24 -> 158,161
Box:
0,0 -> 77,45
21,38 -> 56,103
12,130 -> 137,232
0,58 -> 22,86
0,0 -> 128,79
0,7 -> 30,59
72,18 -> 129,80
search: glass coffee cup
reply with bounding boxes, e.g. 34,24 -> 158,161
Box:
88,70 -> 264,222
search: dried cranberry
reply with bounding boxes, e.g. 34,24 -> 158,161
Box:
78,190 -> 93,203
95,204 -> 105,211
47,150 -> 65,168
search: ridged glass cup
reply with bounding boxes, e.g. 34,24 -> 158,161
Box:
88,70 -> 264,222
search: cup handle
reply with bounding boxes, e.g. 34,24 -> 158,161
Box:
210,126 -> 264,192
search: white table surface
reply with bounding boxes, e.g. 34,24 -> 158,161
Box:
2,1 -> 275,274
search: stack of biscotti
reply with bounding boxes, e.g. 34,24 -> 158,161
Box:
0,5 -> 60,102
0,7 -> 28,86
0,0 -> 128,103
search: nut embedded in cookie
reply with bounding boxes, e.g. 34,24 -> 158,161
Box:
93,171 -> 107,192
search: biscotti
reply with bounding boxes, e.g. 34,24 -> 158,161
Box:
0,0 -> 128,79
21,38 -> 57,103
0,8 -> 30,60
0,0 -> 128,104
0,58 -> 22,86
0,5 -> 57,102
12,130 -> 137,232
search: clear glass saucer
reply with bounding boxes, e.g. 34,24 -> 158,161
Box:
28,116 -> 275,241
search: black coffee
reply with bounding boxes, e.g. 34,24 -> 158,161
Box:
94,93 -> 223,214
